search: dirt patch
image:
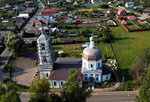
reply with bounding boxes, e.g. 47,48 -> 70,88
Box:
12,48 -> 38,86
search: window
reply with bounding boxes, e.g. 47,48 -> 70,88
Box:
98,63 -> 100,67
106,75 -> 108,80
54,82 -> 56,86
91,64 -> 93,68
91,74 -> 93,76
42,47 -> 45,50
85,74 -> 87,76
61,82 -> 63,86
96,78 -> 99,81
96,74 -> 99,76
43,56 -> 47,62
46,73 -> 48,77
41,43 -> 45,46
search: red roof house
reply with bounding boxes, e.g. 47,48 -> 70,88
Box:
127,16 -> 136,19
139,18 -> 145,22
25,1 -> 33,4
35,20 -> 48,27
118,8 -> 127,16
76,18 -> 80,22
121,20 -> 127,25
41,10 -> 57,15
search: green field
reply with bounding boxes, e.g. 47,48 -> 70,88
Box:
54,23 -> 150,71
111,25 -> 150,69
53,42 -> 113,59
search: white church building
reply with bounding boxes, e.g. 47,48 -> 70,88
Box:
37,29 -> 112,88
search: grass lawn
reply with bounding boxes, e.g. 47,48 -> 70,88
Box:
111,24 -> 150,69
53,42 -> 114,59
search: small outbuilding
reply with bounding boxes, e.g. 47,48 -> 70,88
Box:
121,20 -> 127,25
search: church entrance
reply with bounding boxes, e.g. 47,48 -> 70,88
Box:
89,77 -> 95,89
89,77 -> 94,82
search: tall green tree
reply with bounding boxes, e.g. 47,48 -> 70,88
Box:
4,33 -> 25,56
48,93 -> 62,102
0,90 -> 21,102
136,66 -> 150,102
0,83 -> 6,98
102,25 -> 113,43
130,48 -> 150,81
29,78 -> 50,102
61,69 -> 92,102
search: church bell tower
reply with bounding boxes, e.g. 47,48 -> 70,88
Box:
37,27 -> 55,78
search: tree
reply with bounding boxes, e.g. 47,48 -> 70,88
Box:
6,82 -> 17,92
130,48 -> 150,81
101,25 -> 113,43
61,69 -> 92,102
136,66 -> 150,102
4,33 -> 25,56
0,90 -> 21,102
48,93 -> 62,102
29,78 -> 50,102
0,83 -> 6,98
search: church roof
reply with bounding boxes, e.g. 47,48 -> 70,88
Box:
55,57 -> 82,64
102,65 -> 112,75
38,34 -> 50,41
83,46 -> 102,57
83,36 -> 102,60
49,63 -> 82,80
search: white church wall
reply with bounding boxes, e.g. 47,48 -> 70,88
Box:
102,74 -> 111,82
50,80 -> 66,88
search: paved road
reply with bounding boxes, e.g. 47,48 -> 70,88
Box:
0,48 -> 11,82
20,91 -> 137,102
87,91 -> 137,102
23,0 -> 44,32
0,0 -> 44,82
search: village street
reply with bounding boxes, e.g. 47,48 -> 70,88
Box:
0,0 -> 44,83
19,91 -> 137,102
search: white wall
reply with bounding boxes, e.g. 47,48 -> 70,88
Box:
82,59 -> 102,71
50,80 -> 66,88
102,74 -> 111,82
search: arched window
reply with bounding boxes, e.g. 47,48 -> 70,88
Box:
91,64 -> 93,68
46,73 -> 48,77
96,78 -> 99,81
61,82 -> 63,86
43,56 -> 47,62
98,63 -> 100,67
54,82 -> 56,86
106,75 -> 108,80
41,43 -> 45,50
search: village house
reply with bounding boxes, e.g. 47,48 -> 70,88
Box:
18,13 -> 29,18
35,20 -> 49,27
121,20 -> 127,25
107,8 -> 118,13
41,10 -> 58,16
15,18 -> 26,25
118,8 -> 127,16
73,1 -> 78,6
127,15 -> 136,20
6,26 -> 17,31
0,31 -> 11,37
133,5 -> 143,9
125,2 -> 134,8
37,16 -> 56,24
